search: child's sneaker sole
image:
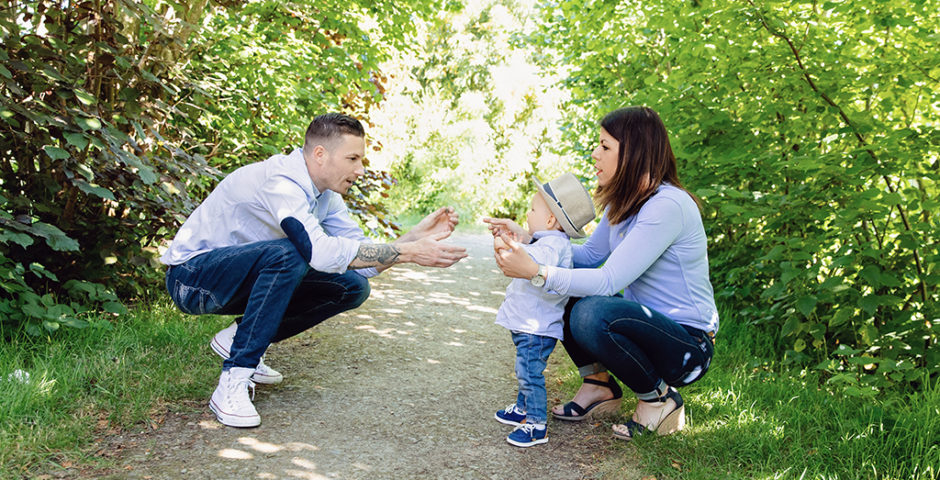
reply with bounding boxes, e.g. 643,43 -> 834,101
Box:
506,435 -> 548,447
494,412 -> 525,427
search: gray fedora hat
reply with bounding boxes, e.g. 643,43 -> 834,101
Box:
531,173 -> 595,238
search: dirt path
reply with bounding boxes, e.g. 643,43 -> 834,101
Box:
97,233 -> 637,479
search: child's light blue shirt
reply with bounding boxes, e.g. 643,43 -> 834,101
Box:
495,230 -> 572,341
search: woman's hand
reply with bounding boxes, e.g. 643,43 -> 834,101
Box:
482,217 -> 531,244
494,233 -> 539,280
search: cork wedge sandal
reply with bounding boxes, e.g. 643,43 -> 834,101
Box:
612,388 -> 685,441
552,377 -> 623,421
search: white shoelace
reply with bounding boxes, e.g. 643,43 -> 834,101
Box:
503,403 -> 521,415
229,376 -> 256,402
515,423 -> 544,435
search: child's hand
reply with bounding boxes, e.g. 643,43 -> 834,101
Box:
494,235 -> 511,255
482,217 -> 530,243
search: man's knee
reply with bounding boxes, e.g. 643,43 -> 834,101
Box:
344,273 -> 371,308
265,239 -> 310,278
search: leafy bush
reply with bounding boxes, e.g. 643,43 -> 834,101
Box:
0,1 -> 213,334
0,0 -> 442,335
529,0 -> 939,392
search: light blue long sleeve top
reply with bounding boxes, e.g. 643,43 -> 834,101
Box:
544,184 -> 719,333
160,148 -> 378,278
495,230 -> 573,341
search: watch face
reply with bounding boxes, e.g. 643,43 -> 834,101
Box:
531,276 -> 545,287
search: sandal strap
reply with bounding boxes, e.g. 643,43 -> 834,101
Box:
617,419 -> 648,439
582,377 -> 623,399
581,377 -> 608,387
641,388 -> 685,408
562,401 -> 587,416
626,420 -> 648,436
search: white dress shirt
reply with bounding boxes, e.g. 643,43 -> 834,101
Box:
160,148 -> 377,278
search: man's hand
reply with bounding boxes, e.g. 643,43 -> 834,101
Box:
351,231 -> 467,270
400,206 -> 459,243
405,231 -> 468,267
482,217 -> 530,244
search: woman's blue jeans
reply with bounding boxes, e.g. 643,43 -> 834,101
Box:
165,238 -> 370,371
512,331 -> 557,424
562,296 -> 713,400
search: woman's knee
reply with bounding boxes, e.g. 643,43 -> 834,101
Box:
568,297 -> 610,346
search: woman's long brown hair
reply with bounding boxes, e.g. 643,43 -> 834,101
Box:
595,106 -> 698,225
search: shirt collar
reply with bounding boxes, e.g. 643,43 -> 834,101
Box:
289,148 -> 325,200
531,230 -> 569,241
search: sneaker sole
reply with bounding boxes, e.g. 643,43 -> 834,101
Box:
211,333 -> 283,385
210,334 -> 230,359
494,413 -> 525,427
250,372 -> 283,385
209,398 -> 261,428
506,436 -> 548,448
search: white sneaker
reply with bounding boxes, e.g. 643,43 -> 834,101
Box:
209,367 -> 260,427
210,322 -> 284,384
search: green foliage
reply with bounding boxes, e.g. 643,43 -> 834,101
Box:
178,0 -> 446,238
0,0 -> 444,336
530,0 -> 940,393
553,311 -> 939,479
368,0 -> 580,225
0,1 -> 214,334
0,303 -> 221,476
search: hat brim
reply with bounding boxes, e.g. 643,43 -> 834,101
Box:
531,176 -> 586,238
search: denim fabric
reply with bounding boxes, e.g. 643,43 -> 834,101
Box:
165,238 -> 370,370
511,331 -> 557,424
561,296 -> 713,399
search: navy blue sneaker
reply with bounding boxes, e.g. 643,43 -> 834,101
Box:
495,403 -> 526,426
506,423 -> 548,447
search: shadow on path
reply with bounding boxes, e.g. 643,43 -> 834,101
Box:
97,233 -> 632,479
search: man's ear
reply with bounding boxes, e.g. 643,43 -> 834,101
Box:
311,144 -> 327,165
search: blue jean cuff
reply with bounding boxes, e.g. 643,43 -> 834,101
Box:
636,380 -> 669,402
578,362 -> 607,377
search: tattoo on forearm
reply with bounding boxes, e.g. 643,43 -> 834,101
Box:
353,244 -> 400,267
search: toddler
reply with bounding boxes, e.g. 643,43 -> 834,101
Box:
492,173 -> 594,447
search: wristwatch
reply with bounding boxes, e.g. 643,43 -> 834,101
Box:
530,264 -> 547,287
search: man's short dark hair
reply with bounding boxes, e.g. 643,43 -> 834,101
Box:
303,113 -> 365,153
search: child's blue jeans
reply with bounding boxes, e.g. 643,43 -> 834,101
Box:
511,331 -> 557,425
165,238 -> 370,371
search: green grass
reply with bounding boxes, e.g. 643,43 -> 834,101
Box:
2,301 -> 937,479
0,302 -> 223,478
550,314 -> 940,479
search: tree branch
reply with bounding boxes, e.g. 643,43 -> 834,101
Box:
749,1 -> 929,303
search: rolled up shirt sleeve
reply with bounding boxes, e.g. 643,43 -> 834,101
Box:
257,175 -> 361,274
320,194 -> 379,278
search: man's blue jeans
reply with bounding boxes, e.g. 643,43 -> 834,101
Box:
562,296 -> 713,401
511,331 -> 557,424
165,238 -> 370,371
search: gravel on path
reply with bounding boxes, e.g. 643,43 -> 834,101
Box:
93,233 -> 642,480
